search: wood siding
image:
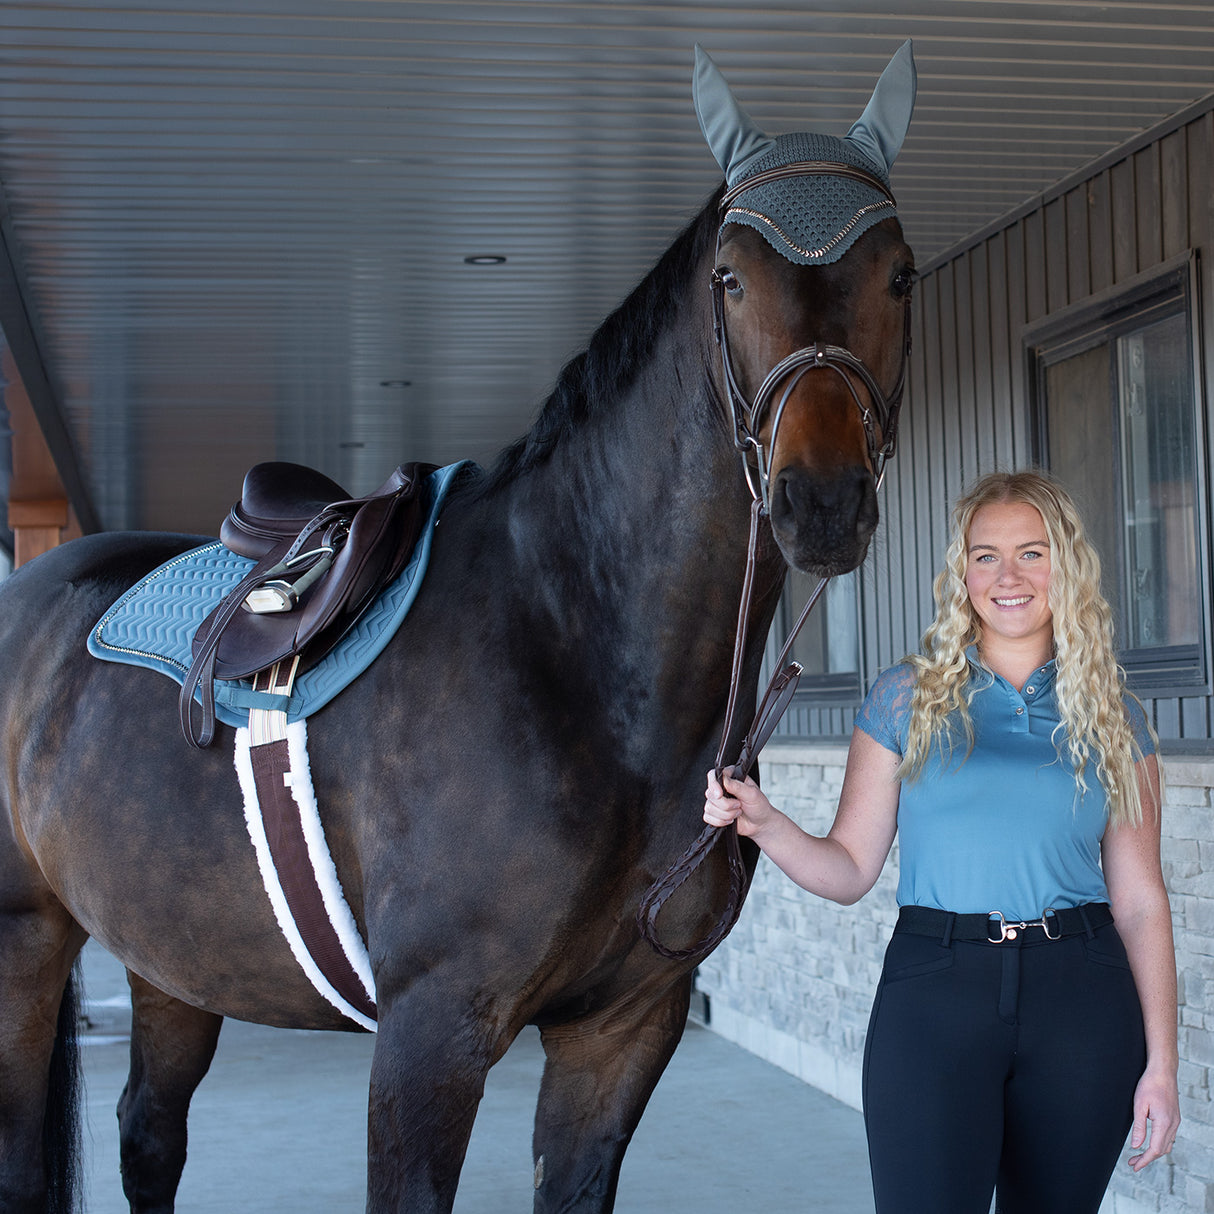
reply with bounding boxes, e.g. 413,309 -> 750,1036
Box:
781,97 -> 1214,748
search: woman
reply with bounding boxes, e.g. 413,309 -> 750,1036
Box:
705,470 -> 1179,1214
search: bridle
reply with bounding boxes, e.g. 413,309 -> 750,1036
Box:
710,160 -> 912,509
637,162 -> 913,961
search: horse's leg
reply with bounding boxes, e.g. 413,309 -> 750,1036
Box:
0,903 -> 87,1214
366,984 -> 509,1214
531,975 -> 692,1214
117,971 -> 224,1214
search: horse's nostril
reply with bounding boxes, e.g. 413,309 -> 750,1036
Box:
772,465 -> 877,540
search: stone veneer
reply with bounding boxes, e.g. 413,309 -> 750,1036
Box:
694,742 -> 1214,1214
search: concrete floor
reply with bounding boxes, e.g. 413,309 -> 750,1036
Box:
77,942 -> 876,1213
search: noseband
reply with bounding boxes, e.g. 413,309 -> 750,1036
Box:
709,161 -> 912,508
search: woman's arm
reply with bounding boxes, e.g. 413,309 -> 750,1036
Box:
703,726 -> 900,905
1101,753 -> 1181,1171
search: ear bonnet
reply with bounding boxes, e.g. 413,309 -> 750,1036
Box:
694,42 -> 916,265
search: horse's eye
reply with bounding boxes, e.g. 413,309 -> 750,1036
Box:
717,268 -> 743,295
892,268 -> 917,299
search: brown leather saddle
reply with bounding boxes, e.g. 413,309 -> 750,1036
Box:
180,461 -> 436,748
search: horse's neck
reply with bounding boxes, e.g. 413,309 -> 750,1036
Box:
466,320 -> 787,769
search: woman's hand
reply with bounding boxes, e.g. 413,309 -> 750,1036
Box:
703,768 -> 779,838
1128,1065 -> 1181,1171
700,728 -> 900,905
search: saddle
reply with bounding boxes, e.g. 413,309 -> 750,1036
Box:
180,460 -> 436,748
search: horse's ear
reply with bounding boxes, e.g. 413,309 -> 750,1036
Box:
844,39 -> 917,176
693,45 -> 775,185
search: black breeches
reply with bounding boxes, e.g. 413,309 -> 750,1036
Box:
862,921 -> 1146,1214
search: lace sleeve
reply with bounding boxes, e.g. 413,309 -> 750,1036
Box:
854,662 -> 916,757
1122,692 -> 1157,759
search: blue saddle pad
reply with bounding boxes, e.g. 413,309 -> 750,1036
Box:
88,461 -> 474,728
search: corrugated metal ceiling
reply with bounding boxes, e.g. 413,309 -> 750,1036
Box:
2,1 -> 1213,533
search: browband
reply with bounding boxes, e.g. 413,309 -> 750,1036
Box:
719,160 -> 897,213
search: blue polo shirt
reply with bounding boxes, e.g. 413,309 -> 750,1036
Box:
854,658 -> 1154,920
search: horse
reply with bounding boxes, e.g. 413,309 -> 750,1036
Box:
0,46 -> 916,1214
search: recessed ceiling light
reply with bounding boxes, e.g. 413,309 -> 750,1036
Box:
464,254 -> 507,266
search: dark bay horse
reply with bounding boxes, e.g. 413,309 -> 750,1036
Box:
0,50 -> 916,1214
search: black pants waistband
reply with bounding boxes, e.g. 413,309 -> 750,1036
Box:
896,902 -> 1113,944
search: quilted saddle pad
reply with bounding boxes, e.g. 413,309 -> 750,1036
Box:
88,461 -> 473,728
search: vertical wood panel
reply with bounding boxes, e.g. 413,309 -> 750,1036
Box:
1188,113 -> 1213,253
1005,224 -> 1030,462
918,272 -> 948,578
970,242 -> 996,472
953,252 -> 978,483
1044,196 -> 1069,313
937,265 -> 966,530
1160,128 -> 1189,260
1023,207 -> 1047,323
1065,186 -> 1091,303
1110,158 -> 1137,282
906,295 -> 933,662
872,466 -> 898,666
1087,171 -> 1114,296
986,233 -> 1014,464
1134,142 -> 1163,272
891,404 -> 917,661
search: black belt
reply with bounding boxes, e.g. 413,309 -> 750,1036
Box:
896,902 -> 1114,944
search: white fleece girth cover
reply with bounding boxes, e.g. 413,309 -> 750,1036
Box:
234,720 -> 378,1031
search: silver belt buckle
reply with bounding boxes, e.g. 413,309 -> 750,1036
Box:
987,908 -> 1061,942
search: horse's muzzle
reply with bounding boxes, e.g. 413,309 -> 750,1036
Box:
769,463 -> 878,574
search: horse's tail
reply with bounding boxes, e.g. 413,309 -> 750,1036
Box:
43,957 -> 84,1214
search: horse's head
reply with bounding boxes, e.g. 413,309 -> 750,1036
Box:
712,218 -> 914,574
695,42 -> 917,575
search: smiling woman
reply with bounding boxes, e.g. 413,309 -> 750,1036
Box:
704,469 -> 1180,1214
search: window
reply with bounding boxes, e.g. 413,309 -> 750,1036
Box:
1029,256 -> 1207,694
777,567 -> 861,702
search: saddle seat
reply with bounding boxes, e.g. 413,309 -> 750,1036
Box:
220,462 -> 353,559
181,459 -> 436,747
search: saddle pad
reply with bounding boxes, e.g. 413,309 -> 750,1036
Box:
88,461 -> 474,728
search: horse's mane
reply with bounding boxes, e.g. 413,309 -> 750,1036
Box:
471,186 -> 723,496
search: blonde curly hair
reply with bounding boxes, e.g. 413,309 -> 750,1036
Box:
900,470 -> 1156,828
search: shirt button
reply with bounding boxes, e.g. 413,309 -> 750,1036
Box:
1026,685 -> 1035,694
1016,706 -> 1024,715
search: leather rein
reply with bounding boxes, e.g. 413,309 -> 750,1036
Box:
637,162 -> 911,961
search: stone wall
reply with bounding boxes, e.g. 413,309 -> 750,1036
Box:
695,741 -> 1214,1214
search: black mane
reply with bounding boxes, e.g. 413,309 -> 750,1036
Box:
474,186 -> 723,495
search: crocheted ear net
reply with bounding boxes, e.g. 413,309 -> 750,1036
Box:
722,131 -> 896,266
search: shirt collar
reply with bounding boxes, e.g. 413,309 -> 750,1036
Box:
965,645 -> 1058,692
